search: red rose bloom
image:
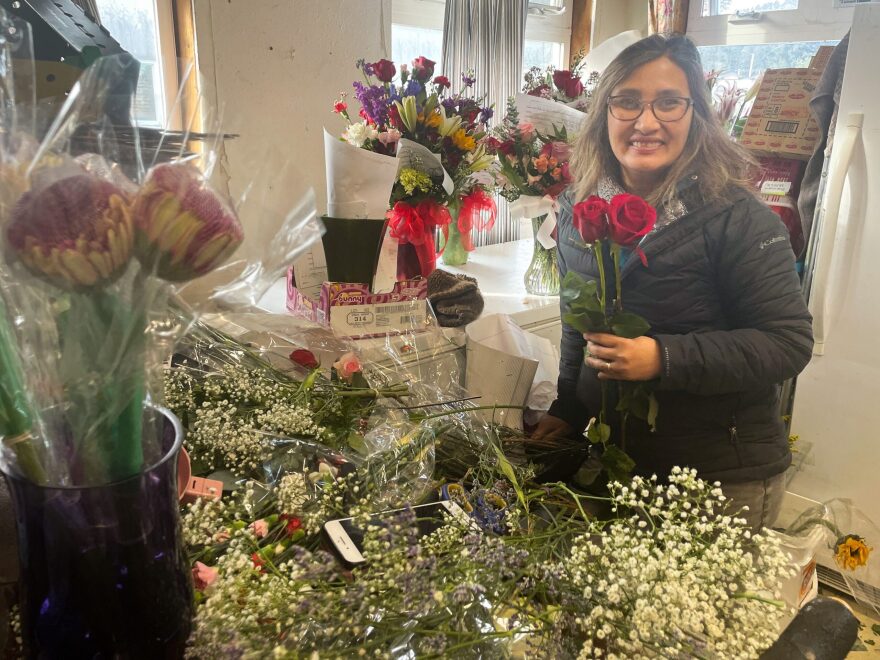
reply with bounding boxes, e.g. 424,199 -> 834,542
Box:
289,349 -> 319,369
572,195 -> 609,243
607,194 -> 657,247
411,56 -> 436,82
280,514 -> 303,536
372,58 -> 396,83
433,75 -> 451,88
552,70 -> 584,99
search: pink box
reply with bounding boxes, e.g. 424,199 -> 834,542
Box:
286,268 -> 429,338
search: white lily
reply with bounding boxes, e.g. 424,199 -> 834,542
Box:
466,144 -> 494,172
438,105 -> 462,138
394,96 -> 419,133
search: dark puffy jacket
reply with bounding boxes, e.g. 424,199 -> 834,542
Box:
547,179 -> 814,483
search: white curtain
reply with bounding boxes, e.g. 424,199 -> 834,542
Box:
442,0 -> 529,246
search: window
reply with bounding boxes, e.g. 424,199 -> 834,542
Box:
522,39 -> 565,78
688,0 -> 852,46
701,0 -> 799,16
94,0 -> 178,128
392,24 -> 443,67
699,40 -> 838,87
391,0 -> 572,76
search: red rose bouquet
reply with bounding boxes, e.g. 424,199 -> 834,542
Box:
561,194 -> 658,481
522,51 -> 599,112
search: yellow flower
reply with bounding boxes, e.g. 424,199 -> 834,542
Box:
421,111 -> 442,129
451,128 -> 476,152
834,534 -> 872,571
398,168 -> 433,196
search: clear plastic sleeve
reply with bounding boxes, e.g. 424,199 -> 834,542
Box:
0,41 -> 322,487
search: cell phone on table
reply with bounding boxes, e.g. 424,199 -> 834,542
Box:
323,499 -> 475,567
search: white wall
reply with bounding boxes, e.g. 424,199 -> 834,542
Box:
193,0 -> 392,218
592,0 -> 648,48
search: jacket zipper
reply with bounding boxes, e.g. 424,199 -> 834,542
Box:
729,412 -> 744,466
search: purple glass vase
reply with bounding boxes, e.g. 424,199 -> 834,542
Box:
2,406 -> 193,658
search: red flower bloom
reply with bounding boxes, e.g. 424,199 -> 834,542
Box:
411,56 -> 436,82
372,58 -> 396,83
289,349 -> 319,369
433,75 -> 451,88
251,552 -> 265,571
388,104 -> 403,130
572,195 -> 609,243
552,70 -> 584,99
607,194 -> 657,247
333,100 -> 348,114
280,514 -> 302,536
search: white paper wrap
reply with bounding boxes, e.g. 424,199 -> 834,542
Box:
464,314 -> 560,430
515,93 -> 586,137
509,195 -> 560,249
323,128 -> 398,219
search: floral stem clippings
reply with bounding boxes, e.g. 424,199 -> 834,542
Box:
563,193 -> 657,482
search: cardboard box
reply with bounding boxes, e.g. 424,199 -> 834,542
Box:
740,68 -> 821,160
286,268 -> 429,338
809,46 -> 835,73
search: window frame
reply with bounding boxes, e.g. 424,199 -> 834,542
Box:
687,0 -> 853,46
96,0 -> 181,129
391,0 -> 573,69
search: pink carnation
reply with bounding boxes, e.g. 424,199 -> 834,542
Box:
192,561 -> 218,590
249,519 -> 269,538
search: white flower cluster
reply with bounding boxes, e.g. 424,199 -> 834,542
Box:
567,467 -> 795,659
165,366 -> 327,475
276,472 -> 309,516
181,495 -> 228,548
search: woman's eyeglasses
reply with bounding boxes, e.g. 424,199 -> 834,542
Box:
607,96 -> 693,122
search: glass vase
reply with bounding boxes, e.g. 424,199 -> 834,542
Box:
441,215 -> 469,267
2,406 -> 194,658
396,232 -> 438,281
523,215 -> 560,296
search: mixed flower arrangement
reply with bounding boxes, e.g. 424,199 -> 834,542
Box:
522,51 -> 600,112
333,56 -> 497,274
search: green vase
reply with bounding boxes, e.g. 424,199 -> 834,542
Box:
523,215 -> 559,296
441,210 -> 469,267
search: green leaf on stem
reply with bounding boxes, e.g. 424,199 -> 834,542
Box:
586,421 -> 611,445
563,310 -> 607,334
600,444 -> 635,483
609,311 -> 650,339
560,271 -> 600,310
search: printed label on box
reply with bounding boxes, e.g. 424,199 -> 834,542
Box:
761,180 -> 793,196
329,299 -> 429,337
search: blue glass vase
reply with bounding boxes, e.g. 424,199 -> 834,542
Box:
2,406 -> 193,658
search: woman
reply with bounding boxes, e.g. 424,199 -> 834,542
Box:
532,34 -> 814,530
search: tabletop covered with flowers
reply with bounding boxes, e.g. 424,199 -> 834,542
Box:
1,19 -> 878,660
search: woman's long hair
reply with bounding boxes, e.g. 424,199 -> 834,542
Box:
569,34 -> 757,208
